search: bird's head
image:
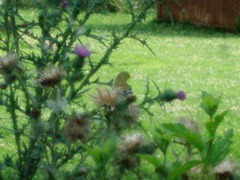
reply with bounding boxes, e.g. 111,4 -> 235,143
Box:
116,71 -> 131,81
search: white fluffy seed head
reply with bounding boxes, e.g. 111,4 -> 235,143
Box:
118,133 -> 145,154
214,160 -> 238,174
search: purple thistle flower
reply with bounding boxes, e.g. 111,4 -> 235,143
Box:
177,90 -> 186,101
80,166 -> 87,174
74,45 -> 91,58
60,1 -> 68,10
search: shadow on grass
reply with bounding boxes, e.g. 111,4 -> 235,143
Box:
87,16 -> 240,38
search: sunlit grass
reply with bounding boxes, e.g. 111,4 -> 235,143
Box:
85,11 -> 240,159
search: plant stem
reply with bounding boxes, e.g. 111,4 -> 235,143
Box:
9,6 -> 20,52
203,117 -> 215,175
4,0 -> 11,51
9,84 -> 22,168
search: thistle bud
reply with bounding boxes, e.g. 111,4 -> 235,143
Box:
64,113 -> 91,142
72,45 -> 90,70
0,80 -> 7,89
30,108 -> 42,119
38,66 -> 65,87
177,90 -> 186,101
126,94 -> 137,104
74,45 -> 91,58
117,155 -> 139,170
79,166 -> 87,174
214,160 -> 238,180
118,133 -> 146,155
116,133 -> 146,170
160,89 -> 186,102
160,89 -> 177,102
60,0 -> 68,10
92,88 -> 119,108
0,53 -> 23,74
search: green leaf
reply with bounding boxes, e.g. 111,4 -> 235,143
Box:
102,138 -> 117,160
137,154 -> 163,170
214,110 -> 230,129
82,146 -> 101,165
0,132 -> 4,138
205,121 -> 214,137
154,127 -> 171,154
200,91 -> 220,118
168,160 -> 201,180
162,123 -> 204,153
205,129 -> 233,166
4,154 -> 16,169
205,110 -> 230,137
82,138 -> 117,168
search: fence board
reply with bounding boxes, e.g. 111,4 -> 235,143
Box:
157,0 -> 240,29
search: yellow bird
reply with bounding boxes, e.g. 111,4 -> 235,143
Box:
113,71 -> 132,97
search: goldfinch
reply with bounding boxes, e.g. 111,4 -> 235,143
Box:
113,71 -> 132,98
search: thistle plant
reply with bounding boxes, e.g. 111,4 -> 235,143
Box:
137,92 -> 237,179
0,0 -> 157,179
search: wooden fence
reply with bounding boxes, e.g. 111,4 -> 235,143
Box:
157,0 -> 240,30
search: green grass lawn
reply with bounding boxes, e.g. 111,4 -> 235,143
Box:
1,8 -> 240,168
84,11 -> 240,159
